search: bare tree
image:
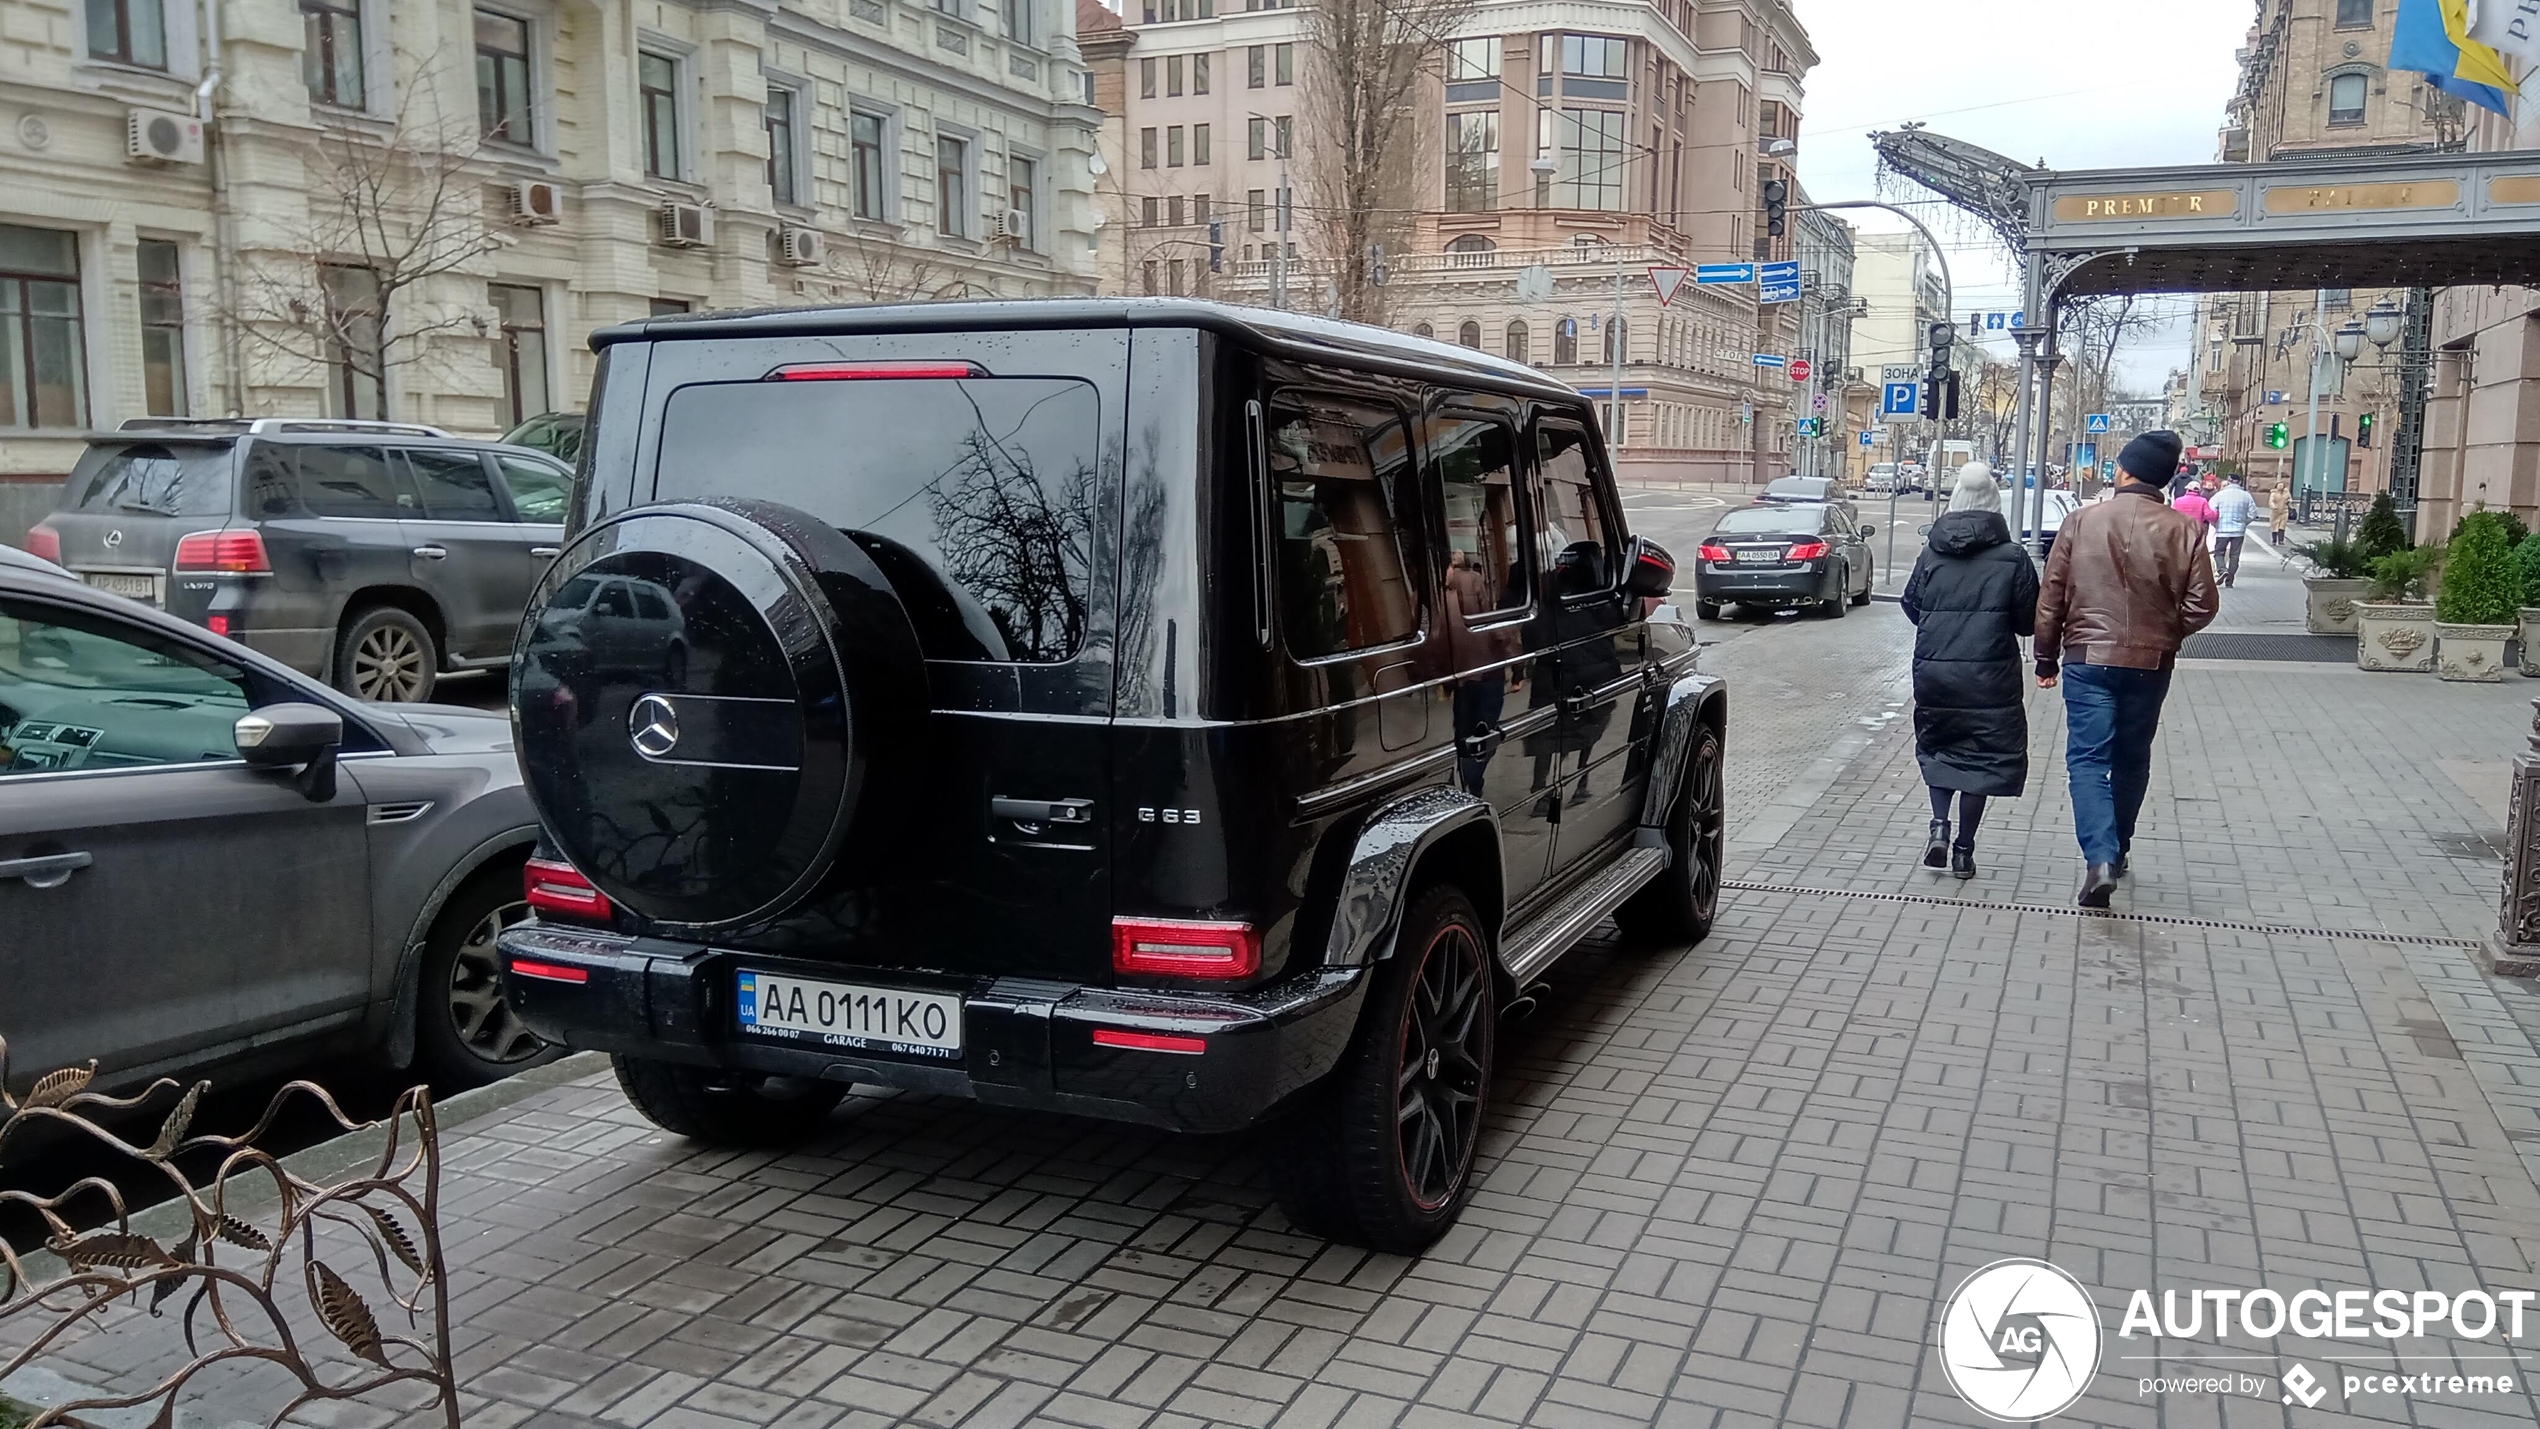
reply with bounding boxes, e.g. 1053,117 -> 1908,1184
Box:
2061,296 -> 2166,418
1299,0 -> 1476,323
829,235 -> 963,304
227,61 -> 498,420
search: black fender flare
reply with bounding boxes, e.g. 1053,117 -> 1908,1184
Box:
383,826 -> 540,1069
1320,785 -> 1500,967
1638,671 -> 1728,830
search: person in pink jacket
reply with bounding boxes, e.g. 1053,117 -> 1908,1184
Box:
2172,485 -> 2215,527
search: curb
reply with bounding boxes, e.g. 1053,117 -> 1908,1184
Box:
17,1052 -> 611,1285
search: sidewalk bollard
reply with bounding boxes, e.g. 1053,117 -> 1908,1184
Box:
2484,698 -> 2540,977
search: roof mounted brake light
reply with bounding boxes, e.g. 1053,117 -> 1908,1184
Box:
768,361 -> 983,381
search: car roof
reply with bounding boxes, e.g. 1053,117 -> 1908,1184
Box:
590,297 -> 1584,405
91,424 -> 542,453
0,544 -> 75,580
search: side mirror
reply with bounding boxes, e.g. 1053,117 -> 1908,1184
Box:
1624,537 -> 1675,599
236,702 -> 343,803
1859,524 -> 1878,537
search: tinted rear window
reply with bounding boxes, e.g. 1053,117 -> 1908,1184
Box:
64,444 -> 234,517
655,376 -> 1100,665
1715,507 -> 1824,536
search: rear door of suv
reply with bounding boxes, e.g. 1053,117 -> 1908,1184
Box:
39,439 -> 241,609
638,329 -> 1127,984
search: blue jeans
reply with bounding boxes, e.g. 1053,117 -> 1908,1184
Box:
2061,662 -> 2174,866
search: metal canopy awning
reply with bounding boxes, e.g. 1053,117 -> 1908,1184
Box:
2025,149 -> 2540,299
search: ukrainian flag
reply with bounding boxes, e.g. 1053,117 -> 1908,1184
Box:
2392,0 -> 2520,117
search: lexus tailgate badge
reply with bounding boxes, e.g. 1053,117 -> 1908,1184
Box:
629,694 -> 680,758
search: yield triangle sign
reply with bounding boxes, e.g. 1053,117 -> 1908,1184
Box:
1649,266 -> 1690,307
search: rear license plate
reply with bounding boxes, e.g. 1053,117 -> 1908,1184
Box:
736,971 -> 963,1059
1735,549 -> 1781,564
81,571 -> 159,602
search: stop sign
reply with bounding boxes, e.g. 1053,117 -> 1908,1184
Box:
1789,359 -> 1813,383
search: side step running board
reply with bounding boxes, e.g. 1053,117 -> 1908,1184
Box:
1499,845 -> 1668,988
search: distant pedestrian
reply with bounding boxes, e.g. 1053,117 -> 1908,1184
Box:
1901,463 -> 2040,881
2267,479 -> 2291,547
2171,482 -> 2214,528
2034,431 -> 2220,908
2210,473 -> 2258,588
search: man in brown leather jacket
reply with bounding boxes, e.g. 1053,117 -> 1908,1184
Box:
2034,431 -> 2219,907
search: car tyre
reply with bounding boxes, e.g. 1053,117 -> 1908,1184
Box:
1615,727 -> 1724,946
1275,884 -> 1494,1253
1696,600 -> 1724,621
415,868 -> 563,1088
612,1055 -> 848,1146
336,605 -> 438,703
1820,575 -> 1848,618
1851,560 -> 1874,607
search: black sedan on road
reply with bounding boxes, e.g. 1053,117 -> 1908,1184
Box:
1694,503 -> 1878,619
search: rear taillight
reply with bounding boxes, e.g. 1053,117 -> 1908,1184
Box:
769,361 -> 982,381
1112,917 -> 1261,980
207,615 -> 230,638
524,857 -> 613,922
1696,543 -> 1731,563
508,958 -> 591,985
174,529 -> 271,574
22,524 -> 59,565
1785,541 -> 1830,560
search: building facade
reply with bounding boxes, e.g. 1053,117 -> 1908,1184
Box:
2418,94 -> 2540,537
0,0 -> 1102,542
1099,0 -> 1820,485
2188,0 -> 2449,501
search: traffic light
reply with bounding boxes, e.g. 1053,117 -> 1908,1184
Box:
2357,410 -> 2376,448
2266,422 -> 2290,449
1762,178 -> 1788,238
1920,373 -> 1960,421
1929,321 -> 1955,359
1366,242 -> 1387,288
1208,217 -> 1224,274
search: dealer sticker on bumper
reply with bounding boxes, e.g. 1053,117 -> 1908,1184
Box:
736,971 -> 963,1060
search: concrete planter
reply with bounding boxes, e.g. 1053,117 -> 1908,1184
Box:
2521,608 -> 2540,677
2356,601 -> 2436,672
2304,576 -> 2371,635
2438,623 -> 2517,683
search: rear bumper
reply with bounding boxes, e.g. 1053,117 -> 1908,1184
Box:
168,575 -> 330,676
1694,564 -> 1830,603
495,922 -> 1369,1134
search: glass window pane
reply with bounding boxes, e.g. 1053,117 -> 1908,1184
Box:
1430,416 -> 1526,638
0,600 -> 248,775
1266,395 -> 1417,657
404,449 -> 502,521
498,455 -> 571,522
656,376 -> 1102,664
87,0 -> 122,59
27,281 -> 87,431
0,225 -> 78,278
129,0 -> 165,67
296,446 -> 404,517
1535,424 -> 1613,596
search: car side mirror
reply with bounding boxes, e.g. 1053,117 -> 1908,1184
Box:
236,701 -> 343,803
1859,524 -> 1877,537
1624,537 -> 1675,599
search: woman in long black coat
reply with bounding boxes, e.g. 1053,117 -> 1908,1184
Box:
1900,464 -> 2040,879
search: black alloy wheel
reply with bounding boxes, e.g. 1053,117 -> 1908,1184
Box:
416,871 -> 561,1087
1276,884 -> 1496,1252
1852,557 -> 1875,606
336,606 -> 438,703
1616,725 -> 1725,945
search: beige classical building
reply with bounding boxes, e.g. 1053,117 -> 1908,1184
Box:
2418,95 -> 2540,536
0,0 -> 1102,543
2187,0 -> 2452,501
1098,0 -> 1818,485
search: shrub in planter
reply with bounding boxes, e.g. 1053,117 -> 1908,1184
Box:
2355,491 -> 2410,560
2369,545 -> 2440,603
2515,533 -> 2540,677
2437,511 -> 2518,681
2302,539 -> 2368,578
2357,545 -> 2440,672
2300,538 -> 2373,634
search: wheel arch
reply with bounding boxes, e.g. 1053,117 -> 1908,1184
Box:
1639,671 -> 1728,831
1318,785 -> 1503,970
383,828 -> 539,1070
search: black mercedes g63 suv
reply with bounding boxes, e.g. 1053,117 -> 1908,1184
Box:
497,300 -> 1727,1252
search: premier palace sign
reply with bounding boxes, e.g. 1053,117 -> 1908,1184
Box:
2053,191 -> 2239,221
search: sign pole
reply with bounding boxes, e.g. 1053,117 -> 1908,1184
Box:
1610,246 -> 1627,453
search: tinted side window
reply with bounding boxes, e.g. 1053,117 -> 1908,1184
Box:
1266,393 -> 1419,659
401,449 -> 502,521
295,446 -> 406,519
593,582 -> 636,618
244,442 -> 300,518
497,454 -> 571,522
1427,413 -> 1527,624
1535,424 -> 1614,599
0,599 -> 248,774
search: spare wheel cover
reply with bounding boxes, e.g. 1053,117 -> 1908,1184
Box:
513,500 -> 918,929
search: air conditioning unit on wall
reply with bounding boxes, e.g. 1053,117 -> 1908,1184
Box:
127,108 -> 204,164
506,180 -> 561,225
658,201 -> 713,248
777,226 -> 827,266
992,209 -> 1029,243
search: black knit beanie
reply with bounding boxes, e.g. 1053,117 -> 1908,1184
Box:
2118,431 -> 2184,485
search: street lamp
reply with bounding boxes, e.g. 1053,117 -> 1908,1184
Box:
2334,321 -> 2366,364
2365,297 -> 2404,350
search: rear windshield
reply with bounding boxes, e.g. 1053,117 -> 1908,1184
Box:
1715,507 -> 1824,536
656,376 -> 1100,665
63,443 -> 234,517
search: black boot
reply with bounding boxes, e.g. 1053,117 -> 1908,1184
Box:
1924,820 -> 1950,869
1951,844 -> 1976,880
2078,863 -> 2120,908
2112,847 -> 2129,878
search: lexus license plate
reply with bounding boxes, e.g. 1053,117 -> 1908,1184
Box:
82,571 -> 159,602
736,971 -> 963,1059
1735,549 -> 1781,564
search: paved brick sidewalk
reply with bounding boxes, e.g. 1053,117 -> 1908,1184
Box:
18,642 -> 2540,1428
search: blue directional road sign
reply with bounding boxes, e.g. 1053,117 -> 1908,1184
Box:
1695,263 -> 1756,285
2086,413 -> 2112,434
1758,260 -> 1802,304
1882,381 -> 1920,417
1753,353 -> 1787,369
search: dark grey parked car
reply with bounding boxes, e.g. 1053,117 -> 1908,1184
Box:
0,543 -> 554,1099
26,418 -> 574,704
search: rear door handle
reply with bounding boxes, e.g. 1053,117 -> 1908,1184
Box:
991,796 -> 1094,826
529,546 -> 561,558
0,852 -> 92,890
411,545 -> 448,560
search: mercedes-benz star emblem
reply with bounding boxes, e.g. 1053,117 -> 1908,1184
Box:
628,694 -> 681,759
103,529 -> 122,549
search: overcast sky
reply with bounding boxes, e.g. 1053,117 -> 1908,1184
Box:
1791,0 -> 2256,392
